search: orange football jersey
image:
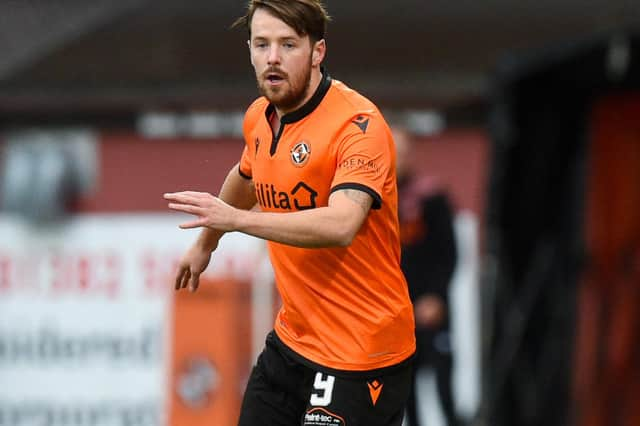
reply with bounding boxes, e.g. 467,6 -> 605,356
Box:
239,71 -> 416,371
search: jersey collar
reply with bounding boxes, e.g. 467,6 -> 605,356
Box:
266,68 -> 332,125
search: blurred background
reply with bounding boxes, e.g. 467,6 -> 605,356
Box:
0,1 -> 639,425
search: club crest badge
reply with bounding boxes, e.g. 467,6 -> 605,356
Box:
290,141 -> 311,167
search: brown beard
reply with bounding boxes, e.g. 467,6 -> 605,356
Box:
257,57 -> 312,112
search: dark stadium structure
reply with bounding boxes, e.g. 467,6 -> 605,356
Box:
484,33 -> 640,426
0,0 -> 637,127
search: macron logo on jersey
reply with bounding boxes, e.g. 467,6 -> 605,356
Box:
255,181 -> 318,211
351,115 -> 370,134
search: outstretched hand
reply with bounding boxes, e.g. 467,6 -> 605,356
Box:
165,190 -> 228,292
164,191 -> 238,231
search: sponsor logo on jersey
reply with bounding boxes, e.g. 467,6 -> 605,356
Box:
254,181 -> 318,210
303,407 -> 345,426
339,156 -> 381,174
290,141 -> 312,167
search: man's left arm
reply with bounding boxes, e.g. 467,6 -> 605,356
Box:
165,187 -> 373,248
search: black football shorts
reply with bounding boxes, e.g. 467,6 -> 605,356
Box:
238,331 -> 413,426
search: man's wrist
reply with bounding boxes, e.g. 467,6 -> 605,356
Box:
231,208 -> 250,233
196,229 -> 223,252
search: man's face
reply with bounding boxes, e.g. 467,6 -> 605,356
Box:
249,8 -> 316,113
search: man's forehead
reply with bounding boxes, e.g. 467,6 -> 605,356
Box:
250,9 -> 304,39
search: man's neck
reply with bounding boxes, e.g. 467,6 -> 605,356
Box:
275,67 -> 323,119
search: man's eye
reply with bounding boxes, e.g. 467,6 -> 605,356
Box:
283,43 -> 294,49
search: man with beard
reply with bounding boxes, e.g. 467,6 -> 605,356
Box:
164,1 -> 416,425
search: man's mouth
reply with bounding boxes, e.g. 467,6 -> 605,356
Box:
265,72 -> 285,84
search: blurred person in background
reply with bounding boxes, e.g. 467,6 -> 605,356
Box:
393,127 -> 460,426
164,1 -> 416,425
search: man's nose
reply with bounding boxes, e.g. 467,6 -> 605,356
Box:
267,45 -> 281,65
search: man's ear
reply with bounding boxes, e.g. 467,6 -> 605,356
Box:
247,40 -> 254,66
312,39 -> 326,67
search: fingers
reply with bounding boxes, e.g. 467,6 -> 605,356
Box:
164,191 -> 211,203
189,272 -> 200,292
175,264 -> 202,293
175,266 -> 190,290
167,202 -> 204,215
179,218 -> 208,229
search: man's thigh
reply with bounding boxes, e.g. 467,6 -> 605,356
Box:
237,347 -> 307,426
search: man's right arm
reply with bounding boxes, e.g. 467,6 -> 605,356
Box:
172,162 -> 256,292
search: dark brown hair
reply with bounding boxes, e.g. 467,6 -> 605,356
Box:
232,0 -> 331,43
